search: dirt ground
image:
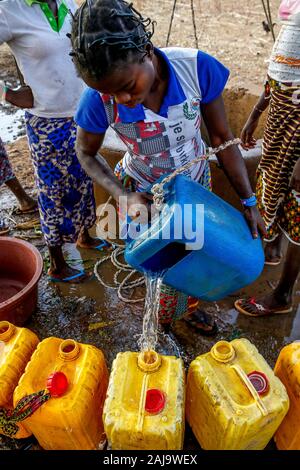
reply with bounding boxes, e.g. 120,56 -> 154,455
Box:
1,0 -> 280,90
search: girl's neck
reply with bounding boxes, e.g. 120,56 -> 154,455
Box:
151,52 -> 168,92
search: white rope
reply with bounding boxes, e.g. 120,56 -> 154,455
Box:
151,138 -> 241,209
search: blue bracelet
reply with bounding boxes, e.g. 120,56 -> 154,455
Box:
240,194 -> 257,207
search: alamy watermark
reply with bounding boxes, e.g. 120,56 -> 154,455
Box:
96,196 -> 205,250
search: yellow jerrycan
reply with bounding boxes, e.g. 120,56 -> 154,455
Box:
13,337 -> 109,450
274,342 -> 300,450
103,350 -> 185,450
0,320 -> 39,439
186,339 -> 289,450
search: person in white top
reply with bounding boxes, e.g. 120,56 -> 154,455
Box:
236,0 -> 300,317
0,0 -> 104,283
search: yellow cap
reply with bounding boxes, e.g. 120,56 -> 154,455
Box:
211,341 -> 235,363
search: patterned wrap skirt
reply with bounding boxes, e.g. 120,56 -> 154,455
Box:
257,85 -> 300,245
115,159 -> 212,324
0,136 -> 14,186
25,112 -> 96,246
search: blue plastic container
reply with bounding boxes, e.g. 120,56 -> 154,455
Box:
124,175 -> 264,301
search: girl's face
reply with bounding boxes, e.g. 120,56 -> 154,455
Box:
83,54 -> 156,108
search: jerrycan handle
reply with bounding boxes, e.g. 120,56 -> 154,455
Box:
230,365 -> 268,416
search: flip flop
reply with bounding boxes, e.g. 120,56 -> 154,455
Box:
264,258 -> 282,266
77,239 -> 111,251
48,270 -> 93,283
183,310 -> 218,336
93,240 -> 111,251
234,298 -> 293,317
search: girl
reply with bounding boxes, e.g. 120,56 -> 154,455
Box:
235,0 -> 300,317
72,0 -> 265,333
0,0 -> 103,283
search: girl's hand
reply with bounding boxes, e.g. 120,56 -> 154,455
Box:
290,159 -> 300,192
240,115 -> 259,150
243,205 -> 267,239
6,86 -> 34,108
127,192 -> 153,224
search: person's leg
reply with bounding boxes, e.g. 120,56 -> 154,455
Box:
235,240 -> 300,316
77,227 -> 109,249
264,232 -> 283,265
5,177 -> 37,212
158,284 -> 217,336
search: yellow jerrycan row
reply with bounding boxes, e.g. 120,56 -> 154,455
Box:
103,350 -> 185,450
14,337 -> 109,450
274,342 -> 300,450
0,321 -> 39,439
186,338 -> 289,450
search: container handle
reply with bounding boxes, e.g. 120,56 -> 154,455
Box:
230,364 -> 268,416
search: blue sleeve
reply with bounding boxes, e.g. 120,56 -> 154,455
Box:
197,51 -> 230,104
75,87 -> 109,134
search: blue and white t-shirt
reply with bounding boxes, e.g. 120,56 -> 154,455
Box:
75,47 -> 229,190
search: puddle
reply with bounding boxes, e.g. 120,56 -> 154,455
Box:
0,106 -> 25,144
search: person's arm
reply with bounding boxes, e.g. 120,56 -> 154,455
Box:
240,89 -> 270,149
4,85 -> 34,108
201,95 -> 267,238
76,127 -> 126,200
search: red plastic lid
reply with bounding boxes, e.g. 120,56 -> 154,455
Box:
247,371 -> 269,395
46,372 -> 68,398
145,389 -> 166,414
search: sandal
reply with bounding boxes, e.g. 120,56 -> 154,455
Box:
48,270 -> 93,284
234,298 -> 293,317
183,310 -> 218,336
264,257 -> 282,266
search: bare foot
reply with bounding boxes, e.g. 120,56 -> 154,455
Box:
48,265 -> 92,283
19,196 -> 38,213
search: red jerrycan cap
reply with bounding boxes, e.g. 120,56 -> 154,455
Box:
247,371 -> 269,395
47,372 -> 68,398
145,389 -> 166,414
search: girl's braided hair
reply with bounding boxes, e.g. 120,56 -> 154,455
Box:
70,0 -> 155,81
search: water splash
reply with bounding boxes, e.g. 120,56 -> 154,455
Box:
138,274 -> 163,352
